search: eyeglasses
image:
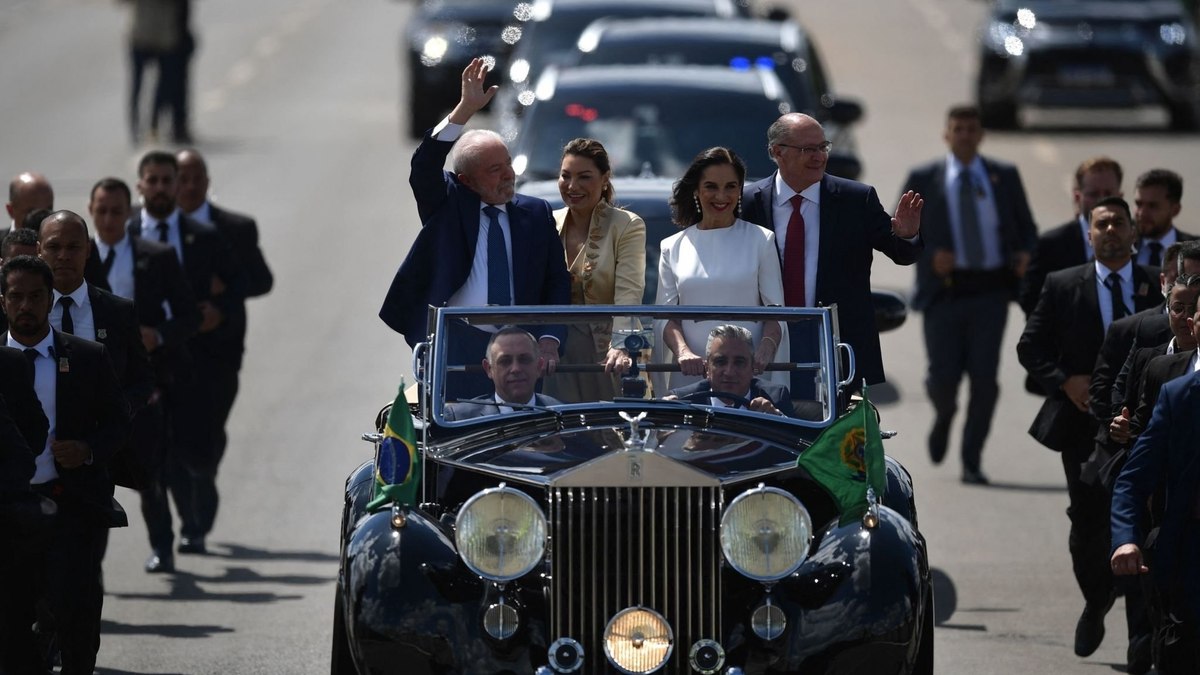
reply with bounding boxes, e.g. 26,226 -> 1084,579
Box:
1169,301 -> 1195,314
774,141 -> 833,156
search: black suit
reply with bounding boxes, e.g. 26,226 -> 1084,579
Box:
5,330 -> 129,675
1132,349 -> 1196,435
1017,261 -> 1161,611
128,211 -> 244,542
443,393 -> 563,421
902,156 -> 1036,474
1020,218 -> 1090,315
1088,309 -> 1169,447
1133,226 -> 1199,266
668,378 -> 798,419
742,172 -> 922,387
379,129 -> 571,347
0,345 -> 48,490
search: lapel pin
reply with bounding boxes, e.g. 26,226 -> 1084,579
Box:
97,329 -> 108,340
58,357 -> 70,373
1137,282 -> 1148,297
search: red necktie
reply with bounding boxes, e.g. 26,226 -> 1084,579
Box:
783,194 -> 806,307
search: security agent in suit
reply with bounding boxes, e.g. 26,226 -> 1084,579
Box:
1111,367 -> 1200,673
3,170 -> 54,239
1017,196 -> 1162,660
903,105 -> 1037,484
379,58 -> 571,391
39,211 -> 155,495
665,324 -> 796,418
1132,169 -> 1199,268
1,255 -> 130,675
740,112 -> 923,389
0,227 -> 40,334
442,327 -> 563,419
87,176 -> 201,572
1020,156 -> 1124,315
129,150 -> 246,555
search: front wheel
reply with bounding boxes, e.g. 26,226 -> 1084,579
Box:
909,587 -> 934,675
331,583 -> 357,675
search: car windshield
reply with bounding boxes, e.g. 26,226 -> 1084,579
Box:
578,45 -> 813,110
425,305 -> 845,426
516,90 -> 784,180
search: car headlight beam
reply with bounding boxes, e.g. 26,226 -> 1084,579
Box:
456,485 -> 547,582
720,485 -> 811,582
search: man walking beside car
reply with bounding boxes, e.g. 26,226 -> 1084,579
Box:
740,112 -> 924,391
1018,197 -> 1161,669
1132,169 -> 1198,268
902,104 -> 1037,485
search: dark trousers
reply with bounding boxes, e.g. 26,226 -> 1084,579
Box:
172,358 -> 239,537
128,46 -> 162,140
922,290 -> 1008,473
1062,451 -> 1115,604
0,527 -> 47,673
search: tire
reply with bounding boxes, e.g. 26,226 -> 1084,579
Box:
331,583 -> 358,675
910,587 -> 935,675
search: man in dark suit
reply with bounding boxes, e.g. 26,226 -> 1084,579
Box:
1133,169 -> 1199,267
903,105 -> 1036,484
443,327 -> 563,421
1018,196 -> 1162,664
88,176 -> 200,571
379,58 -> 571,386
1,255 -> 130,675
1020,157 -> 1123,315
129,150 -> 245,555
740,112 -> 923,389
666,324 -> 795,418
1111,367 -> 1200,673
3,171 -> 54,237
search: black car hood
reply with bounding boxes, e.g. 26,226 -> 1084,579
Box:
437,425 -> 804,486
993,0 -> 1186,22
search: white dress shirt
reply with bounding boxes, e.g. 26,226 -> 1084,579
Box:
493,392 -> 537,415
1135,227 -> 1181,266
139,207 -> 184,264
7,331 -> 58,484
1095,260 -> 1136,333
186,200 -> 213,226
944,154 -> 1004,270
772,174 -> 821,308
95,234 -> 136,300
51,282 -> 96,341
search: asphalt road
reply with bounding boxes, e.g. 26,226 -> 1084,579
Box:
2,0 -> 1198,673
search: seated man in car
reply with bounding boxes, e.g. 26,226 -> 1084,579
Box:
667,324 -> 795,418
444,326 -> 563,420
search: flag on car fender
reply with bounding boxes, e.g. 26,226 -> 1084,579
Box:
367,381 -> 421,509
796,385 -> 885,524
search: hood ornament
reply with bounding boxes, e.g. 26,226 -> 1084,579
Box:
619,411 -> 649,451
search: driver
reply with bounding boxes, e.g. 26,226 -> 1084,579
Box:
444,326 -> 564,420
666,324 -> 794,417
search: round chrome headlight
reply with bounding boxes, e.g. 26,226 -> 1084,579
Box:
603,607 -> 673,674
455,486 -> 547,582
720,486 -> 812,581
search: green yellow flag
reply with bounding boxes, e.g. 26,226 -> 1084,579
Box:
796,386 -> 886,524
367,382 -> 422,510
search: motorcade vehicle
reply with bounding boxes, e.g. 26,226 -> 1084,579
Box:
508,65 -> 793,184
976,0 -> 1200,129
332,303 -> 931,674
573,17 -> 863,179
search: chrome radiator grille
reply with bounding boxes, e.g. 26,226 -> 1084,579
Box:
548,486 -> 723,673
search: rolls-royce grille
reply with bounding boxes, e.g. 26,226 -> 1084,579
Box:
548,486 -> 723,673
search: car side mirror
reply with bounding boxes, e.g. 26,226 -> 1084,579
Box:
872,290 -> 908,333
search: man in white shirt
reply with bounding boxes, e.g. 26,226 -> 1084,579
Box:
443,326 -> 562,420
1133,169 -> 1198,267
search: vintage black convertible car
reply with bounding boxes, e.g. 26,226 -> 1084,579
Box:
332,305 -> 931,674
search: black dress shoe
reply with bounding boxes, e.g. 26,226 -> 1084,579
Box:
178,535 -> 207,554
928,421 -> 950,465
1126,633 -> 1152,674
145,552 -> 175,573
1074,593 -> 1116,657
961,468 -> 990,485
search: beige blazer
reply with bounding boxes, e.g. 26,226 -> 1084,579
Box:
554,201 -> 647,353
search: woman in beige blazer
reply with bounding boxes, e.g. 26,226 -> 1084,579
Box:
543,138 -> 646,403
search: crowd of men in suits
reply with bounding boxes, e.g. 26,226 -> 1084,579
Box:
899,103 -> 1200,673
0,149 -> 271,674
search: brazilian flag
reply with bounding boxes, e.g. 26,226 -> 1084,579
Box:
367,382 -> 421,509
796,385 -> 886,524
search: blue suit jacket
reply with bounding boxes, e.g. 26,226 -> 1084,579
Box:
901,156 -> 1037,311
379,130 -> 571,347
741,172 -> 922,385
1111,368 -> 1200,602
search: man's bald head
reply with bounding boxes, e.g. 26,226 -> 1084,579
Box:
176,149 -> 211,213
7,171 -> 54,229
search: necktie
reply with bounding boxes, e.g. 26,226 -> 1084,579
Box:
958,171 -> 984,268
102,247 -> 116,276
1147,241 -> 1163,268
783,194 -> 806,307
58,296 -> 75,335
1105,272 -> 1129,321
156,221 -> 169,243
484,206 -> 511,305
24,348 -> 38,367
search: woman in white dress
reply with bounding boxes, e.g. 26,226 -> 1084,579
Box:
656,147 -> 785,390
